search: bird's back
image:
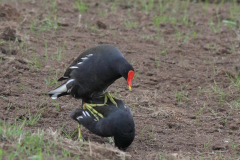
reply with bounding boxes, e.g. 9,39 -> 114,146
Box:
60,44 -> 124,81
57,45 -> 125,99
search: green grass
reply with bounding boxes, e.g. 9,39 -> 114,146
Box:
226,100 -> 240,109
196,103 -> 206,116
110,4 -> 116,14
0,120 -> 81,160
230,140 -> 240,150
54,104 -> 61,112
90,25 -> 100,33
173,85 -> 189,104
32,52 -> 42,69
0,40 -> 5,45
29,1 -> 61,32
226,71 -> 240,90
56,41 -> 66,61
124,19 -> 138,28
140,0 -> 154,14
44,74 -> 58,86
40,17 -> 61,31
60,123 -> 77,139
210,80 -> 229,105
203,139 -> 212,149
15,100 -> 48,126
75,0 -> 89,13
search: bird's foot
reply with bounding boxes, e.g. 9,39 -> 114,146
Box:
108,137 -> 115,146
83,103 -> 104,120
78,137 -> 84,142
104,92 -> 118,106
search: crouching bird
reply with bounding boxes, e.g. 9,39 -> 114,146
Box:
70,97 -> 135,150
48,44 -> 134,119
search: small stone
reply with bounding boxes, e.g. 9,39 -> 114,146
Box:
45,65 -> 51,69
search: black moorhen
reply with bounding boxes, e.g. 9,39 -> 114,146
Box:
70,97 -> 135,150
49,44 -> 134,104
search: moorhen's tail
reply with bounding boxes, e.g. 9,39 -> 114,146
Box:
70,108 -> 114,137
48,79 -> 75,99
70,108 -> 100,134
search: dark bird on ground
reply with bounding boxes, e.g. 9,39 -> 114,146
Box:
48,44 -> 134,105
70,97 -> 135,151
48,44 -> 135,142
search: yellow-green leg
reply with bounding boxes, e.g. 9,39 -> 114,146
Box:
78,124 -> 84,142
78,103 -> 104,141
104,92 -> 118,106
83,103 -> 104,120
81,92 -> 118,121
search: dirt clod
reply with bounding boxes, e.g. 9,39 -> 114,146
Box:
0,27 -> 21,42
96,20 -> 107,29
212,143 -> 227,151
0,4 -> 21,21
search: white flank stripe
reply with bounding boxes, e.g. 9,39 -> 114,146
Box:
77,116 -> 83,120
66,79 -> 74,85
63,76 -> 69,78
81,57 -> 88,61
83,111 -> 86,116
49,84 -> 67,94
69,66 -> 78,69
77,62 -> 82,65
87,54 -> 93,57
85,111 -> 90,117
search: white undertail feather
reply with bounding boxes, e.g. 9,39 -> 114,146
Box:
66,79 -> 74,85
49,79 -> 75,99
51,94 -> 58,99
49,84 -> 67,99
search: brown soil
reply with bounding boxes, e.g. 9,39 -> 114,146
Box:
0,0 -> 240,159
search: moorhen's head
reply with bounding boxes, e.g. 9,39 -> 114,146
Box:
118,63 -> 134,91
113,110 -> 135,150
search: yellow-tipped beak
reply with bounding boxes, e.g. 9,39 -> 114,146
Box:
129,86 -> 132,91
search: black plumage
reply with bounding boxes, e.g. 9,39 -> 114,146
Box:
48,44 -> 134,102
70,97 -> 135,150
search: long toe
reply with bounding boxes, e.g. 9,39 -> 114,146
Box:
105,92 -> 118,106
78,137 -> 84,142
85,103 -> 104,119
107,137 -> 115,146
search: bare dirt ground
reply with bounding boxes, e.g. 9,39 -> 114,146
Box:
1,0 -> 240,159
